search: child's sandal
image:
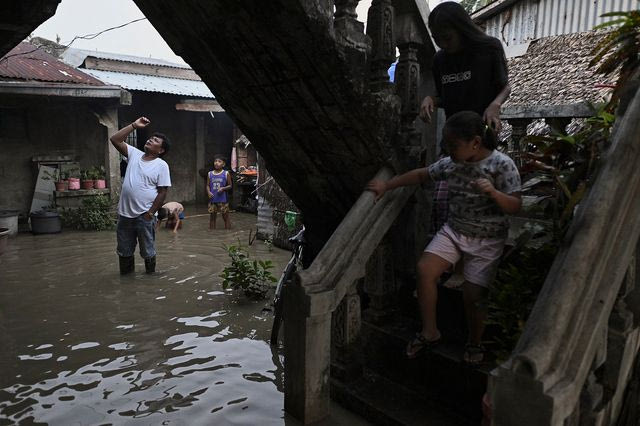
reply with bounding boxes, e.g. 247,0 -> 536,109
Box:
463,343 -> 485,365
406,333 -> 441,359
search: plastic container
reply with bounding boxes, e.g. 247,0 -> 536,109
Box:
30,210 -> 62,234
0,210 -> 19,237
0,228 -> 9,255
68,177 -> 80,190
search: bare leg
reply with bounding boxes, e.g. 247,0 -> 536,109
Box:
462,281 -> 488,346
209,213 -> 214,230
416,252 -> 452,340
212,212 -> 217,229
222,212 -> 231,229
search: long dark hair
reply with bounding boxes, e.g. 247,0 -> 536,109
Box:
444,111 -> 497,150
429,1 -> 504,55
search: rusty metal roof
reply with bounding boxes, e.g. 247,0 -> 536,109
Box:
0,42 -> 103,85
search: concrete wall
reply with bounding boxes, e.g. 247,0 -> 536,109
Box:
0,101 -> 107,214
0,92 -> 236,215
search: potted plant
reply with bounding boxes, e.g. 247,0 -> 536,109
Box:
67,167 -> 80,190
80,169 -> 94,190
93,166 -> 106,189
43,169 -> 68,191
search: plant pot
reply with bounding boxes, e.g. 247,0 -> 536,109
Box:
0,227 -> 9,255
0,210 -> 19,236
55,180 -> 68,191
30,210 -> 62,234
93,179 -> 106,189
81,179 -> 94,190
68,177 -> 80,190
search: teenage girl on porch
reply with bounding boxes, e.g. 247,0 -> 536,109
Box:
367,111 -> 521,364
207,155 -> 232,230
420,1 -> 511,234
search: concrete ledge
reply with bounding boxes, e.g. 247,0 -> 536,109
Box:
55,188 -> 110,209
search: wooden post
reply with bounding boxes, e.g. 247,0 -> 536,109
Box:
195,115 -> 206,203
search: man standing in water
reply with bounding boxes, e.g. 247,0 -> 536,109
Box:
110,117 -> 171,274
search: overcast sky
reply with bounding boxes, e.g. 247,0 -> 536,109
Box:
33,0 -> 446,65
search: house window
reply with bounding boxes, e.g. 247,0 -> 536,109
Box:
125,128 -> 137,147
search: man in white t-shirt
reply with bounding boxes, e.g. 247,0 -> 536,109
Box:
110,116 -> 171,274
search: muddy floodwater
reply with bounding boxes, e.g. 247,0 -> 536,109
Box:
0,210 -> 366,425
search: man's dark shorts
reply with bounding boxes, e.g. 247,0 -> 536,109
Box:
116,214 -> 157,259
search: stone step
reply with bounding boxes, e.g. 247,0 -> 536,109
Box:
359,316 -> 493,422
331,368 -> 470,426
395,278 -> 473,345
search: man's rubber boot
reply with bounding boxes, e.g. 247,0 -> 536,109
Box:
119,256 -> 135,275
145,256 -> 156,274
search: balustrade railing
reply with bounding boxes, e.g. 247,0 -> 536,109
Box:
490,80 -> 640,425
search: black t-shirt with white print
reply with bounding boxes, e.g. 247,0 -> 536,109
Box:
433,39 -> 508,118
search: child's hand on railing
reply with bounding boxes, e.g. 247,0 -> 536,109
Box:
366,179 -> 387,203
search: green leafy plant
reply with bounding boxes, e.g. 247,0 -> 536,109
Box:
264,236 -> 274,252
60,194 -> 115,231
590,9 -> 640,100
220,242 -> 277,299
42,168 -> 67,182
488,240 -> 558,361
92,165 -> 106,180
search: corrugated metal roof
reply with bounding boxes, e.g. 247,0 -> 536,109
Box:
62,47 -> 190,69
0,42 -> 104,85
81,68 -> 214,98
477,0 -> 638,46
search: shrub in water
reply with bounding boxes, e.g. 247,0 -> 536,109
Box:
220,243 -> 277,299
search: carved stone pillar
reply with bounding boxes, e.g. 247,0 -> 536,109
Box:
366,0 -> 394,92
508,118 -> 531,168
331,280 -> 362,380
395,13 -> 422,136
363,238 -> 396,324
334,0 -> 370,52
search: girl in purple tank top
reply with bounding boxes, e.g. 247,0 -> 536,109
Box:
207,156 -> 232,229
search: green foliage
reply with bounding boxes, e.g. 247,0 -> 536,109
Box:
42,168 -> 67,182
590,9 -> 640,93
93,165 -> 106,180
60,194 -> 115,231
220,242 -> 277,299
487,105 -> 616,357
488,239 -> 559,362
263,236 -> 274,252
518,104 -> 614,236
459,0 -> 496,14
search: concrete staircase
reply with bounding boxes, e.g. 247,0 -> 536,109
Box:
332,281 -> 490,425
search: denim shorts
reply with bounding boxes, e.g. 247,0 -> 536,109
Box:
116,214 -> 157,259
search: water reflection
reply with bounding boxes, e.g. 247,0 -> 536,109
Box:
0,212 -> 291,424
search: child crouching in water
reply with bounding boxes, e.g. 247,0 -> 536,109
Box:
367,111 -> 521,363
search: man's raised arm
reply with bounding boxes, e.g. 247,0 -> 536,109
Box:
110,117 -> 150,157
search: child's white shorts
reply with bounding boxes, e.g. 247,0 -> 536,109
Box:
424,223 -> 505,288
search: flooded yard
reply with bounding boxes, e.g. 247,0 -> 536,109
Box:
0,211 -> 365,425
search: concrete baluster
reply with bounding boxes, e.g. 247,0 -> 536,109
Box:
366,0 -> 395,92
